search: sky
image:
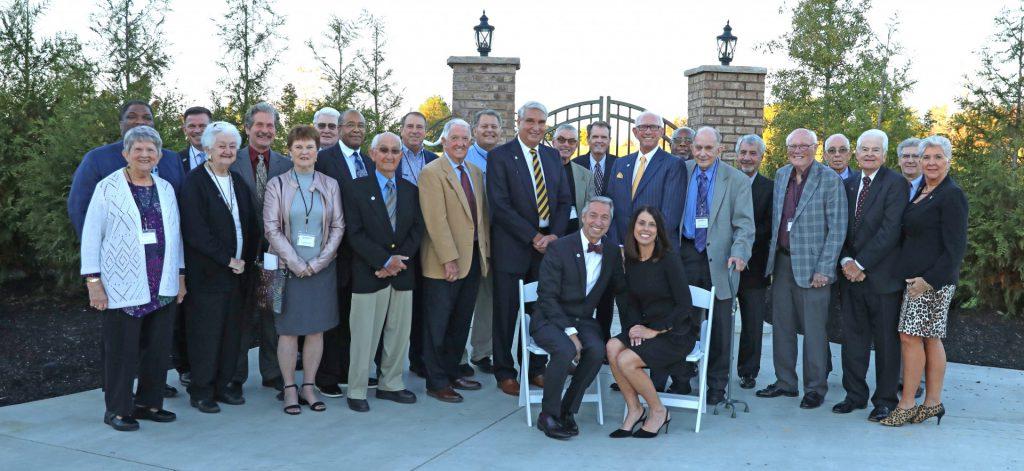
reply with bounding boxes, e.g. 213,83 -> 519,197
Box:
38,0 -> 1009,121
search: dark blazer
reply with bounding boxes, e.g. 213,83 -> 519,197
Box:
741,173 -> 775,289
344,175 -> 425,294
572,152 -> 618,196
839,167 -> 909,293
179,167 -> 260,293
606,148 -> 687,249
897,176 -> 968,288
315,142 -> 376,286
532,234 -> 628,331
178,147 -> 192,175
486,138 -> 572,275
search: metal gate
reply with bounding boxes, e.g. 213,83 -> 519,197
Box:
545,96 -> 678,156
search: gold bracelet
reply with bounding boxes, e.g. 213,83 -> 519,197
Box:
86,277 -> 101,283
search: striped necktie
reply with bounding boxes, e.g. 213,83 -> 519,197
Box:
530,148 -> 549,221
385,179 -> 397,230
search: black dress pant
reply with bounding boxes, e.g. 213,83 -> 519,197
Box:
187,288 -> 242,401
408,262 -> 426,372
171,300 -> 189,374
103,303 -> 175,417
317,281 -> 353,387
531,317 -> 604,417
595,289 -> 615,343
840,281 -> 901,408
423,253 -> 481,391
492,255 -> 545,382
737,286 -> 768,378
233,270 -> 281,385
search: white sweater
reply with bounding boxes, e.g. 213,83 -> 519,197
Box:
80,170 -> 185,309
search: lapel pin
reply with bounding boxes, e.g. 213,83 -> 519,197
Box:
370,196 -> 376,201
576,253 -> 581,258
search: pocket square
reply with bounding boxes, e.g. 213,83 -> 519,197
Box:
616,172 -> 623,179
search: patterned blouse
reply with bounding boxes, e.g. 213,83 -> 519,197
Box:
121,182 -> 173,317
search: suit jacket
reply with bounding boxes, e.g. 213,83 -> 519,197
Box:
766,161 -> 848,288
314,142 -> 375,286
741,173 -> 774,289
178,147 -> 192,175
568,161 -> 597,217
229,147 -> 292,204
419,157 -> 490,280
486,139 -> 572,275
685,160 -> 755,299
606,148 -> 688,249
572,153 -> 618,196
896,176 -> 968,288
344,175 -> 424,293
532,233 -> 628,331
838,167 -> 908,294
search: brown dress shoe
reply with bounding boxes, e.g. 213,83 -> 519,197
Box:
529,375 -> 545,388
498,378 -> 520,396
427,387 -> 464,403
452,378 -> 482,391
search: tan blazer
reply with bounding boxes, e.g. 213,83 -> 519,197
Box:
419,156 -> 490,280
264,171 -> 345,275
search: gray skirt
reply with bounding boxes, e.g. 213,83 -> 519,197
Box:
276,260 -> 339,336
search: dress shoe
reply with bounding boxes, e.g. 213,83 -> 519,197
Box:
529,375 -> 545,388
347,398 -> 370,412
880,405 -> 919,427
799,391 -> 824,409
910,402 -> 945,425
133,407 -> 176,423
316,383 -> 344,398
103,411 -> 140,432
666,381 -> 692,395
452,378 -> 482,391
215,391 -> 245,405
706,389 -> 725,405
536,412 -> 571,440
471,357 -> 494,374
179,371 -> 192,387
868,406 -> 892,422
497,378 -> 520,396
756,383 -> 799,398
427,387 -> 464,403
368,377 -> 379,388
832,399 -> 867,414
458,363 -> 475,377
560,413 -> 579,436
163,384 -> 178,398
376,389 -> 417,404
225,381 -> 243,394
739,376 -> 756,389
190,398 -> 220,414
262,377 -> 283,391
633,412 -> 671,438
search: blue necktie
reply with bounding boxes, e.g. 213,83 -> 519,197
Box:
695,173 -> 709,252
353,152 -> 368,178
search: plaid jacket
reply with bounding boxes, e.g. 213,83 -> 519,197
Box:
765,161 -> 848,287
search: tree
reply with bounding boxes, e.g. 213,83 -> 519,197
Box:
88,0 -> 170,100
418,94 -> 450,142
274,82 -> 315,149
214,0 -> 285,126
307,14 -> 360,111
356,11 -> 402,136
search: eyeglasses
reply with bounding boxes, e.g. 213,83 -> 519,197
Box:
342,122 -> 367,130
315,123 -> 338,130
635,124 -> 662,132
824,147 -> 849,154
787,144 -> 813,151
554,137 -> 578,145
899,153 -> 920,159
376,146 -> 402,155
671,138 -> 693,145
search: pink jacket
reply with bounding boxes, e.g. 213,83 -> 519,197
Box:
264,171 -> 345,274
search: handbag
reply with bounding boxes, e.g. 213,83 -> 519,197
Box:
258,265 -> 288,314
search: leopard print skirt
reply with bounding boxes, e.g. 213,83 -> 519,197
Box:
898,284 -> 956,339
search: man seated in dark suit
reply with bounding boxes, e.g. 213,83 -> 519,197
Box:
833,129 -> 908,422
530,196 -> 627,440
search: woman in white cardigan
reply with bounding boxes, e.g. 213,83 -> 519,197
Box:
80,126 -> 186,432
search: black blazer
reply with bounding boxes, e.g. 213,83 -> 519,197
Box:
179,167 -> 260,293
344,175 -> 424,294
178,147 -> 192,175
315,142 -> 376,286
741,173 -> 774,289
532,234 -> 628,331
486,138 -> 572,275
897,176 -> 969,288
839,167 -> 909,293
572,152 -> 618,196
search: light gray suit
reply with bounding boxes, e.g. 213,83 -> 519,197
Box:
568,161 -> 596,217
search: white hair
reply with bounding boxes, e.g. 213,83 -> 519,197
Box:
123,125 -> 163,153
634,111 -> 664,128
553,123 -> 578,137
517,101 -> 548,118
370,131 -> 400,149
695,126 -> 722,145
786,128 -> 818,146
441,118 -> 472,139
824,133 -> 850,149
897,137 -> 921,156
856,129 -> 889,151
735,134 -> 766,155
582,195 -> 614,219
917,135 -> 953,160
313,107 -> 341,123
200,121 -> 241,150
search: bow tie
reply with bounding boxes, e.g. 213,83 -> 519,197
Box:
587,243 -> 603,254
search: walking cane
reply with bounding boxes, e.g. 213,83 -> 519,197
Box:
713,265 -> 750,418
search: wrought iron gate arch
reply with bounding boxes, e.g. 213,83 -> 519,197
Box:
544,96 -> 677,157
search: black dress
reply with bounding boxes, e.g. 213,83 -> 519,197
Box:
615,254 -> 699,369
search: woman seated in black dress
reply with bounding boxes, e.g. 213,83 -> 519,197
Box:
606,206 -> 697,438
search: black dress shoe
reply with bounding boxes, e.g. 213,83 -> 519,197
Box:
667,381 -> 692,395
800,391 -> 824,409
104,411 -> 140,432
190,398 -> 220,414
560,413 -> 579,436
316,383 -> 344,398
215,391 -> 245,405
376,389 -> 417,404
179,372 -> 192,387
368,377 -> 379,388
471,357 -> 494,374
706,389 -> 726,405
224,381 -> 244,396
739,376 -> 756,389
868,406 -> 892,422
163,384 -> 178,398
756,383 -> 799,398
458,363 -> 475,377
347,398 -> 370,412
133,407 -> 176,423
832,399 -> 867,414
537,412 -> 571,440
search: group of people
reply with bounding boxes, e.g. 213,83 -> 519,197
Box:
71,98 -> 967,439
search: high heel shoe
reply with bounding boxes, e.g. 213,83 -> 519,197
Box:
910,403 -> 944,425
609,408 -> 647,438
880,405 -> 918,427
633,412 -> 671,438
282,384 -> 301,415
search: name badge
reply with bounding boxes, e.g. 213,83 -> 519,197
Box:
140,231 -> 157,245
695,217 -> 709,229
296,232 -> 317,248
787,219 -> 794,232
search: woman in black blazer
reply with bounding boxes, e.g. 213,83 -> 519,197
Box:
606,206 -> 696,439
882,135 -> 968,427
179,122 -> 260,414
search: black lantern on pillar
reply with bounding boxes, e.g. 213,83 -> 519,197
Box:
717,21 -> 737,66
474,11 -> 494,57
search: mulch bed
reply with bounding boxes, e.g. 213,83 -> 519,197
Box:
1,278 -> 1021,407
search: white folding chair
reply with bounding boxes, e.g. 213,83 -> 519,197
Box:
624,285 -> 715,433
515,280 -> 604,427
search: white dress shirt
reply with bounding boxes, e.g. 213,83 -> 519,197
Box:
188,146 -> 206,171
589,154 -> 606,176
840,168 -> 878,270
565,230 -> 603,337
339,141 -> 361,177
518,137 -> 549,228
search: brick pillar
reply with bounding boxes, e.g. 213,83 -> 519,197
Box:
448,56 -> 520,142
684,65 -> 767,163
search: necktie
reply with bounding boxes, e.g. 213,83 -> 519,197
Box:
195,152 -> 207,169
631,154 -> 648,198
255,153 -> 268,212
459,165 -> 478,231
353,152 -> 368,178
592,160 -> 604,195
855,176 -> 871,230
587,243 -> 603,254
385,179 -> 397,230
530,148 -> 549,221
695,172 -> 709,252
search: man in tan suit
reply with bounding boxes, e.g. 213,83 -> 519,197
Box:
552,123 -> 595,234
419,118 -> 490,403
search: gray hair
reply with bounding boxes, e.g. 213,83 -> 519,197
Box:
441,118 -> 472,140
473,109 -> 502,128
672,126 -> 695,140
897,137 -> 921,156
370,131 -> 400,150
517,101 -> 549,118
735,134 -> 766,155
634,111 -> 664,128
340,108 -> 366,123
824,133 -> 850,149
695,126 -> 722,145
123,125 -> 162,154
201,121 -> 242,150
244,102 -> 279,129
553,123 -> 578,137
786,128 -> 818,146
856,129 -> 889,151
582,195 -> 614,219
313,107 -> 341,124
917,135 -> 953,160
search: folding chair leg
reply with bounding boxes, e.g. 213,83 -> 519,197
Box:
522,347 -> 531,426
594,373 -> 604,425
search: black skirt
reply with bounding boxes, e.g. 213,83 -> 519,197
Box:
615,331 -> 696,371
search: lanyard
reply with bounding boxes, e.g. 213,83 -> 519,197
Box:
205,163 -> 235,213
294,170 -> 314,228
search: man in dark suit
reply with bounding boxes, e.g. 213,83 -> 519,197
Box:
531,196 -> 627,439
227,102 -> 293,395
833,129 -> 908,422
487,101 -> 572,396
314,109 -> 375,397
735,135 -> 774,390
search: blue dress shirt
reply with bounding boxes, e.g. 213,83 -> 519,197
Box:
681,159 -> 719,240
